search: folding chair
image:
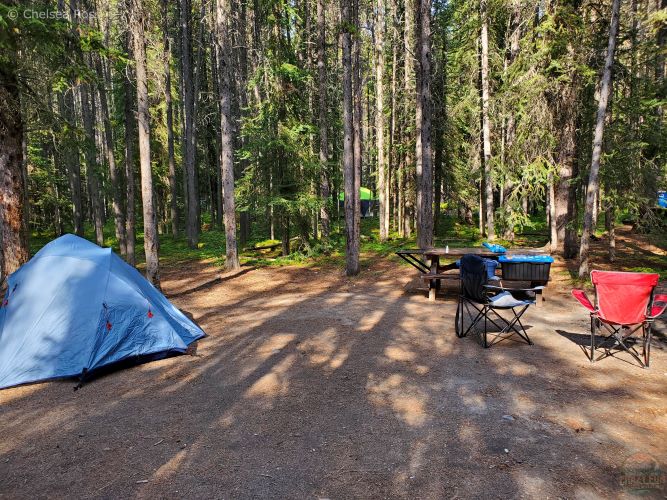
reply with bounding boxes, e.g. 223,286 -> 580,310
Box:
572,271 -> 667,368
455,254 -> 542,348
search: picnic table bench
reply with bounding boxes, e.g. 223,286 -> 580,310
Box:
396,247 -> 551,305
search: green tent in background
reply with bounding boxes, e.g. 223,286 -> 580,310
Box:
337,187 -> 378,217
338,187 -> 376,201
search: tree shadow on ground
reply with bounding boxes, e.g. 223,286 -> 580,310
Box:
1,261 -> 666,498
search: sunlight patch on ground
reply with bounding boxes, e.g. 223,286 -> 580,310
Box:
323,292 -> 355,306
255,334 -> 297,360
506,390 -> 537,415
245,353 -> 296,401
328,349 -> 349,370
358,309 -> 385,332
515,473 -> 548,497
149,449 -> 188,485
298,328 -> 338,366
384,345 -> 417,363
0,383 -> 45,405
367,373 -> 428,427
267,294 -> 311,308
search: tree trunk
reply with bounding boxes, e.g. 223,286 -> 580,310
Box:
46,134 -> 65,237
0,41 -> 30,281
95,55 -> 127,255
606,204 -> 616,262
216,0 -> 240,271
181,0 -> 199,248
480,0 -> 494,240
234,0 -> 251,248
210,42 -> 224,230
403,0 -> 414,239
415,0 -> 433,249
352,0 -> 362,261
55,0 -> 84,237
163,0 -> 179,238
548,172 -> 557,251
316,0 -> 330,241
502,0 -> 520,240
376,0 -> 388,241
389,6 -> 398,233
79,76 -> 105,246
131,0 -> 160,286
342,0 -> 359,276
124,0 -> 137,266
578,0 -> 621,277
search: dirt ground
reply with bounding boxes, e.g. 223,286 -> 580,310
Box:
1,242 -> 667,498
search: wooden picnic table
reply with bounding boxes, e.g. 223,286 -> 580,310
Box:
396,247 -> 550,303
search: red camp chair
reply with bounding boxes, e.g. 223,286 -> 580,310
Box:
572,271 -> 667,368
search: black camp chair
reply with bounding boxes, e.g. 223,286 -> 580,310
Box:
455,254 -> 541,348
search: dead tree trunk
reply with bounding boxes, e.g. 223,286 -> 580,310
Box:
131,0 -> 160,286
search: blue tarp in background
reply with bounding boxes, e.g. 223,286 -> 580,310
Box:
0,234 -> 205,389
658,191 -> 667,209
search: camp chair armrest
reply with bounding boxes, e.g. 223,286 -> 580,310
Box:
483,284 -> 545,293
649,294 -> 667,319
572,289 -> 596,312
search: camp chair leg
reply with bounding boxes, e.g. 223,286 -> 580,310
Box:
483,308 -> 488,348
643,323 -> 652,368
476,305 -> 532,347
512,306 -> 533,345
456,297 -> 533,349
590,316 -> 597,363
492,305 -> 532,345
457,299 -> 489,346
457,299 -> 484,340
593,322 -> 647,368
467,302 -> 486,343
455,299 -> 465,337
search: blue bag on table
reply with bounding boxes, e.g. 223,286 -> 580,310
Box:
482,242 -> 507,253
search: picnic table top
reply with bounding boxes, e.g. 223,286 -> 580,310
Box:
397,247 -> 550,258
423,247 -> 499,257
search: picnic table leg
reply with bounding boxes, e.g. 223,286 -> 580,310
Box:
428,256 -> 439,302
532,281 -> 546,308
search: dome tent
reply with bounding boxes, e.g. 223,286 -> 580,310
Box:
337,187 -> 378,217
0,234 -> 205,389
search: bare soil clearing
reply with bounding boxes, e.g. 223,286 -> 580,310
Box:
1,240 -> 667,498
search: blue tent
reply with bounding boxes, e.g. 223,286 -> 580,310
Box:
0,234 -> 205,389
